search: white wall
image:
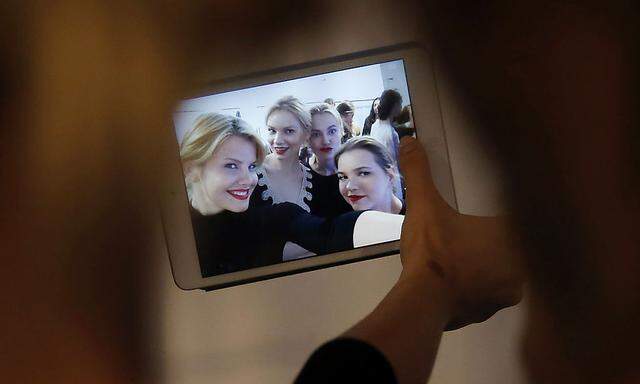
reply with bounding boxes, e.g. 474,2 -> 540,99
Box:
173,60 -> 411,144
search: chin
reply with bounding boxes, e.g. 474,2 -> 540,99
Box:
350,202 -> 371,211
225,203 -> 250,213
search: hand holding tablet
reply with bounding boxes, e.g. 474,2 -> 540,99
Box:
160,45 -> 457,290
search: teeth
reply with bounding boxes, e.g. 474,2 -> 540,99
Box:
229,190 -> 248,196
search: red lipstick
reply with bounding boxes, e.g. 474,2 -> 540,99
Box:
348,195 -> 365,203
227,189 -> 250,200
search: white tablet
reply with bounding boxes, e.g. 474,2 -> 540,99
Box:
160,43 -> 457,290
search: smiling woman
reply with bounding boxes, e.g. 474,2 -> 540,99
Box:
181,114 -> 267,215
335,137 -> 404,215
252,96 -> 314,211
180,112 -> 373,276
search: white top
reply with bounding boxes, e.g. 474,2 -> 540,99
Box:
370,120 -> 400,162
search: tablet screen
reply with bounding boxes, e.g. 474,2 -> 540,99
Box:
173,60 -> 414,278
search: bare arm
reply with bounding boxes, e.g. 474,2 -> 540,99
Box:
338,137 -> 524,384
344,271 -> 451,384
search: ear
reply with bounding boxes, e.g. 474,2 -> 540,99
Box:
386,167 -> 398,185
183,161 -> 202,184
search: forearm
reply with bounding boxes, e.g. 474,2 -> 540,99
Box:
343,271 -> 452,384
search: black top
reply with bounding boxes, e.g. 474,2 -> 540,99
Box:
295,338 -> 397,384
362,117 -> 374,136
306,166 -> 353,219
250,164 -> 352,219
191,204 -> 363,277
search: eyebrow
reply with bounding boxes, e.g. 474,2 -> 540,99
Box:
353,166 -> 372,171
267,125 -> 294,130
223,157 -> 244,163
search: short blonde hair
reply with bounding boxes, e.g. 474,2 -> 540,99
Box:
309,103 -> 344,134
180,113 -> 268,166
266,96 -> 312,132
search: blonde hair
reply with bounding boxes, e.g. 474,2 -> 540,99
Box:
309,103 -> 344,134
180,113 -> 268,166
266,96 -> 312,132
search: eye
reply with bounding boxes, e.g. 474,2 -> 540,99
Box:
328,128 -> 337,135
225,163 -> 238,169
311,131 -> 320,138
248,163 -> 257,171
285,129 -> 296,135
357,171 -> 371,177
267,128 -> 276,135
337,174 -> 347,181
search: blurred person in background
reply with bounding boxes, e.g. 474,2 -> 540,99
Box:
370,89 -> 402,163
337,101 -> 362,139
393,104 -> 414,139
362,97 -> 380,136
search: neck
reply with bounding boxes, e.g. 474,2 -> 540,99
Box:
267,152 -> 300,172
375,192 -> 402,214
191,183 -> 222,215
391,195 -> 403,214
310,154 -> 336,176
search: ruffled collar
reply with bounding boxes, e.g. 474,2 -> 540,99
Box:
257,162 -> 313,212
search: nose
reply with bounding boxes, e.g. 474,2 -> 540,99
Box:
274,132 -> 285,145
237,168 -> 255,186
346,179 -> 358,192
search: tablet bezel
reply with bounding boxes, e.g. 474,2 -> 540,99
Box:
160,43 -> 458,291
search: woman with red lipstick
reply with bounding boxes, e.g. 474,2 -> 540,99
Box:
335,137 -> 404,215
305,104 -> 352,218
182,113 -> 403,276
251,96 -> 314,212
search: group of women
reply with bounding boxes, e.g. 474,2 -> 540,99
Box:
180,94 -> 408,277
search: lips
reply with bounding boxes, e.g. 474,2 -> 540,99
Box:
319,147 -> 333,153
274,147 -> 288,155
348,195 -> 366,203
227,189 -> 251,200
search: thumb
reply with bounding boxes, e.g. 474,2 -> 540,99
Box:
399,136 -> 450,217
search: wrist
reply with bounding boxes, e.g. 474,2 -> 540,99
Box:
397,267 -> 455,330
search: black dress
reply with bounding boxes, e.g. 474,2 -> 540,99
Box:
306,166 -> 353,219
249,164 -> 352,219
191,204 -> 363,277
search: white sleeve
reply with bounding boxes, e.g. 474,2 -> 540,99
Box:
352,211 -> 404,248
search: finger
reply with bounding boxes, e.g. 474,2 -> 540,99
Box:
399,136 -> 451,217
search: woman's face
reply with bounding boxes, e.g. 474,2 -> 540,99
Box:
337,148 -> 394,212
193,135 -> 258,214
310,112 -> 341,164
373,99 -> 380,117
265,110 -> 307,161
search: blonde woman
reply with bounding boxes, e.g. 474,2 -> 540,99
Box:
251,96 -> 314,211
306,103 -> 352,218
181,113 -> 404,276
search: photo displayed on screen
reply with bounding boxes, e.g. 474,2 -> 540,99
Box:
173,60 -> 415,278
